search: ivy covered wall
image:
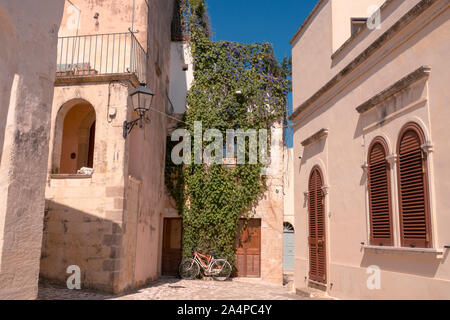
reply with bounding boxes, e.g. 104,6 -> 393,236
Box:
165,0 -> 291,268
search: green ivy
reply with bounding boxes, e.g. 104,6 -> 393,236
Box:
165,0 -> 291,268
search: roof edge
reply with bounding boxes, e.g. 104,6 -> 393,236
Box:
290,0 -> 327,45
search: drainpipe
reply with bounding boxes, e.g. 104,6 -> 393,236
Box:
131,0 -> 136,33
67,0 -> 81,37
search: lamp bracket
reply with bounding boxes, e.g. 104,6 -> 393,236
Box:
123,115 -> 151,139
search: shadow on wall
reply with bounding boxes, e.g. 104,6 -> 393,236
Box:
360,251 -> 445,278
351,7 -> 449,141
0,6 -> 18,164
293,7 -> 447,149
330,0 -> 404,67
354,81 -> 427,142
299,138 -> 326,175
39,200 -> 135,294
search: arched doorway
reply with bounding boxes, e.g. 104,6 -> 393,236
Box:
308,166 -> 327,284
283,222 -> 295,271
57,101 -> 96,174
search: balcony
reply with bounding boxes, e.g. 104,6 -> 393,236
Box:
56,31 -> 147,84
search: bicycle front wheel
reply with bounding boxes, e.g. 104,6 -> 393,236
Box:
179,258 -> 200,280
210,259 -> 232,281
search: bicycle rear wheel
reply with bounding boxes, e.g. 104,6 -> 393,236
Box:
179,258 -> 200,280
210,259 -> 232,281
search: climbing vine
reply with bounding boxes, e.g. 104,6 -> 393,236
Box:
165,0 -> 291,268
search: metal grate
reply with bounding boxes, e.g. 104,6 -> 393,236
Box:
56,31 -> 147,83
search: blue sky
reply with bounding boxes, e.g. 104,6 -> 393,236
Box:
207,0 -> 317,62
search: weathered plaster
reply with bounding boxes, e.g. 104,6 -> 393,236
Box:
0,0 -> 65,300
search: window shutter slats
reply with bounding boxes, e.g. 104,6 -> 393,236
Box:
397,125 -> 431,248
308,167 -> 326,283
368,140 -> 393,246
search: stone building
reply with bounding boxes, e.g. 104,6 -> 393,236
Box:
1,0 -> 286,298
161,124 -> 285,285
160,3 -> 285,285
39,0 -> 177,293
0,0 -> 65,300
290,0 -> 450,299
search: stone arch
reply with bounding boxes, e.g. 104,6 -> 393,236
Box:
0,6 -> 18,163
306,158 -> 328,188
396,116 -> 431,145
52,99 -> 96,174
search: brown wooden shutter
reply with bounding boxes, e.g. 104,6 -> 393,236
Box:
367,139 -> 393,246
397,124 -> 431,248
308,167 -> 326,283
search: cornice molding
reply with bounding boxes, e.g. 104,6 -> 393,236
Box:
356,66 -> 431,114
289,0 -> 438,123
301,128 -> 329,147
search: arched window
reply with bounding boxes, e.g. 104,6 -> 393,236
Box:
367,138 -> 393,246
59,102 -> 96,174
397,123 -> 431,248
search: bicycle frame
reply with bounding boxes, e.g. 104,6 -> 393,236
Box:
192,251 -> 223,275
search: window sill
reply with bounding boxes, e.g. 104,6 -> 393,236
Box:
362,245 -> 445,259
50,174 -> 92,180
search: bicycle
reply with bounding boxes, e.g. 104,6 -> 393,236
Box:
179,251 -> 232,281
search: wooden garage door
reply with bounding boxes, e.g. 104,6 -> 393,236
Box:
162,218 -> 183,276
308,167 -> 327,284
235,219 -> 261,278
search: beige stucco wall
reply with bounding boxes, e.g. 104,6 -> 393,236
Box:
0,0 -> 65,300
169,42 -> 193,115
291,0 -> 450,299
59,0 -> 148,47
331,0 -> 385,52
283,147 -> 295,228
129,0 -> 174,287
291,0 -> 420,110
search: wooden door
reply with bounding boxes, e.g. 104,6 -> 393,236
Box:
235,219 -> 261,278
162,218 -> 183,276
87,121 -> 96,168
308,167 -> 327,283
283,222 -> 295,271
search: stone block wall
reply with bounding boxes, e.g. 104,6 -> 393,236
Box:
40,0 -> 176,293
252,123 -> 284,285
40,81 -> 132,293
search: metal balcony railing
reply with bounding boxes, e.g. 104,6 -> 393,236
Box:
56,31 -> 147,84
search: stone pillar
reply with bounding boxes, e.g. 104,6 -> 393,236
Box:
0,0 -> 65,300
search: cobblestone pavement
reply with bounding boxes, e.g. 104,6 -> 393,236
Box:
38,277 -> 309,300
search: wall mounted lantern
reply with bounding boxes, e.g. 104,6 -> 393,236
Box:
123,83 -> 154,138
